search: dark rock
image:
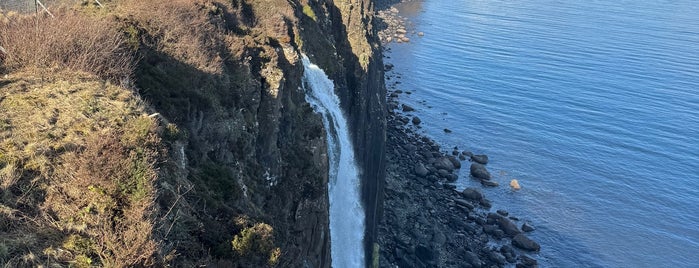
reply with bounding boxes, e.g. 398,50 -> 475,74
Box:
497,217 -> 521,237
412,116 -> 421,125
522,223 -> 535,232
512,234 -> 541,252
414,245 -> 435,263
443,183 -> 456,190
462,151 -> 473,157
434,157 -> 455,171
471,154 -> 489,164
443,128 -> 452,133
493,229 -> 506,239
519,255 -> 538,267
483,225 -> 498,235
452,150 -> 459,156
470,163 -> 491,180
497,210 -> 509,217
447,155 -> 461,169
463,251 -> 482,268
480,180 -> 499,187
402,104 -> 415,112
459,154 -> 467,160
390,92 -> 399,98
461,188 -> 483,201
414,163 -> 429,177
394,89 -> 403,93
454,199 -> 475,210
480,199 -> 492,209
488,251 -> 507,265
437,169 -> 450,179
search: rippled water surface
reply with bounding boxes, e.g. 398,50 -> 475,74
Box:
386,0 -> 699,266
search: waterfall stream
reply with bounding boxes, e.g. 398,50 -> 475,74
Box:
302,55 -> 365,267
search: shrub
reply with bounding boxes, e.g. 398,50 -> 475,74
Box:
232,222 -> 281,266
0,10 -> 134,81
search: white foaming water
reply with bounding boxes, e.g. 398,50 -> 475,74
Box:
301,55 -> 365,267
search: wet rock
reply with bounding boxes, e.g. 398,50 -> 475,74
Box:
471,154 -> 489,164
415,163 -> 429,177
497,217 -> 521,237
481,180 -> 499,187
462,151 -> 473,157
418,31 -> 424,36
454,199 -> 475,210
414,245 -> 435,263
437,169 -> 450,179
497,210 -> 509,217
480,198 -> 492,209
470,163 -> 491,180
463,251 -> 482,268
443,128 -> 452,133
522,223 -> 535,232
434,157 -> 455,171
461,187 -> 483,201
412,116 -> 421,125
447,155 -> 461,169
512,234 -> 541,252
488,251 -> 507,265
518,255 -> 538,268
459,154 -> 467,160
402,104 -> 415,112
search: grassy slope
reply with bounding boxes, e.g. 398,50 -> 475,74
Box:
0,71 -> 162,267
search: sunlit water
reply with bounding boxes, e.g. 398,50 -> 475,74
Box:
386,1 -> 699,266
302,55 -> 365,267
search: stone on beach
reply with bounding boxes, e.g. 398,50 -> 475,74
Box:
471,154 -> 489,164
470,163 -> 491,180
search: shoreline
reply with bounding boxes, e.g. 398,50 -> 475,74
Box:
375,1 -> 541,267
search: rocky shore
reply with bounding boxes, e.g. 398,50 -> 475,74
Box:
376,1 -> 541,267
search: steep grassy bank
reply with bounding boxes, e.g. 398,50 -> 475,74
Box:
1,0 -> 385,266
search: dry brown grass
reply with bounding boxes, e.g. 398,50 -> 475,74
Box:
0,10 -> 134,82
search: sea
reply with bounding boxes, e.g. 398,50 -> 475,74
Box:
384,0 -> 699,267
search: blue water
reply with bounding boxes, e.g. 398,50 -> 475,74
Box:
386,0 -> 699,266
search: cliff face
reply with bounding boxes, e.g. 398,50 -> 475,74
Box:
0,0 -> 384,267
137,0 -> 385,266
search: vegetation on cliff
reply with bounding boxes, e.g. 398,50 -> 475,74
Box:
1,0 -> 384,266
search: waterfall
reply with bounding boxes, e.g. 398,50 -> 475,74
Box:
302,55 -> 365,267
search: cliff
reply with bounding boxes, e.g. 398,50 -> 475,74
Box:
0,0 -> 384,267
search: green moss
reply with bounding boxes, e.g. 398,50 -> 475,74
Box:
302,5 -> 317,21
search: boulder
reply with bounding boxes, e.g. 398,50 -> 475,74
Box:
463,251 -> 482,268
443,128 -> 452,133
447,155 -> 461,169
519,255 -> 538,267
510,179 -> 521,190
434,157 -> 455,171
414,163 -> 429,177
470,163 -> 491,180
497,217 -> 521,237
402,104 -> 415,112
412,116 -> 421,125
481,180 -> 499,187
512,234 -> 540,252
471,154 -> 489,164
414,245 -> 435,263
522,223 -> 535,232
488,251 -> 507,265
461,187 -> 483,201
